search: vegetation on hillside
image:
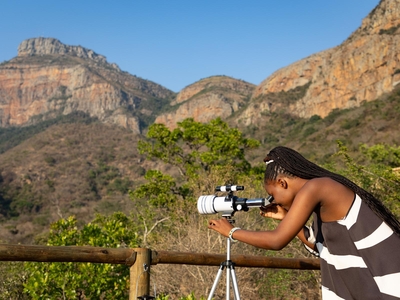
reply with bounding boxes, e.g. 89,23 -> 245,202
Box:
0,116 -> 399,299
0,111 -> 98,154
0,87 -> 399,243
237,85 -> 400,165
0,119 -> 144,244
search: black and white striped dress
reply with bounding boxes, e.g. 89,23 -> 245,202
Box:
305,194 -> 400,299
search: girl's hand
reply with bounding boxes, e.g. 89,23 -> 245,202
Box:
259,203 -> 287,220
208,217 -> 234,237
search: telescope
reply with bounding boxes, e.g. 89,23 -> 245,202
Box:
197,185 -> 273,217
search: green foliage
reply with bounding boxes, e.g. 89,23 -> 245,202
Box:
360,144 -> 400,167
138,118 -> 260,178
131,170 -> 186,207
134,118 -> 261,212
330,141 -> 400,217
24,213 -> 139,299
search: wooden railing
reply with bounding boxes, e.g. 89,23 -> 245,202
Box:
0,244 -> 320,299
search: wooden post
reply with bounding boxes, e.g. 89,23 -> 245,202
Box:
130,248 -> 152,300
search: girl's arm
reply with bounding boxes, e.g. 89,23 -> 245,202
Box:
208,181 -> 321,250
260,204 -> 316,250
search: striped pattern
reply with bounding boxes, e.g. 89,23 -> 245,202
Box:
307,195 -> 400,299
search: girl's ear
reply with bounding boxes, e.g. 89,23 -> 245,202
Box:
277,178 -> 288,189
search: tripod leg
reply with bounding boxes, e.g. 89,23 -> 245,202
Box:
229,267 -> 241,300
226,263 -> 231,300
208,266 -> 224,300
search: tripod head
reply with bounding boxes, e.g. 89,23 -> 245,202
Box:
223,214 -> 235,225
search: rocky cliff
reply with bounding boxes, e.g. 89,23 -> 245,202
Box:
0,38 -> 175,133
1,0 -> 399,132
18,37 -> 115,68
239,0 -> 400,126
154,76 -> 255,129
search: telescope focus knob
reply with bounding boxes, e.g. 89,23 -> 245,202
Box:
236,204 -> 243,211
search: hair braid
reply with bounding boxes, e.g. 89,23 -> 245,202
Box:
264,146 -> 400,237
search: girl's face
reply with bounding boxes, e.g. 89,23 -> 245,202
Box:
264,176 -> 295,211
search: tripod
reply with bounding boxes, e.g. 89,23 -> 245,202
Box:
207,217 -> 241,300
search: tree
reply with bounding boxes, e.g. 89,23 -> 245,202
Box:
24,213 -> 139,299
134,118 -> 261,208
138,118 -> 260,177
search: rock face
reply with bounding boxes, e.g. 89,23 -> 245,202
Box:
155,76 -> 255,129
1,0 -> 400,132
18,37 -> 113,67
240,0 -> 400,125
0,38 -> 175,133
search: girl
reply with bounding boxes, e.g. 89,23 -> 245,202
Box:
208,146 -> 400,299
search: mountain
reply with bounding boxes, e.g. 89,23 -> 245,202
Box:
1,0 -> 400,132
0,37 -> 176,133
154,76 -> 256,129
236,0 -> 400,127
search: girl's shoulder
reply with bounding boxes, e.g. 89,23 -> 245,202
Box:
304,177 -> 354,221
299,177 -> 352,204
303,177 -> 341,190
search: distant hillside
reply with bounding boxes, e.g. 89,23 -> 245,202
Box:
0,114 -> 147,243
238,85 -> 400,164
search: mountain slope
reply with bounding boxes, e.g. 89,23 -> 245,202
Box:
0,116 -> 148,243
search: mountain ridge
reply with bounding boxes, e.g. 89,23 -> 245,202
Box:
1,0 -> 400,132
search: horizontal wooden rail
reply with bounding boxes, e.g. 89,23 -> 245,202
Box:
0,244 -> 320,269
0,244 -> 320,299
152,250 -> 320,269
0,244 -> 137,265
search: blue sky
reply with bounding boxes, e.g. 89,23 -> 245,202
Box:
1,1 -> 379,92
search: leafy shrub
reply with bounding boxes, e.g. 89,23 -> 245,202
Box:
24,213 -> 139,299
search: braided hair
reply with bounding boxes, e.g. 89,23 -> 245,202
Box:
264,146 -> 400,237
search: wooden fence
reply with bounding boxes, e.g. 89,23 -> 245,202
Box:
0,243 -> 320,299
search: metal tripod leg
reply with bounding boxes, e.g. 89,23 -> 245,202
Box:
207,237 -> 241,300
